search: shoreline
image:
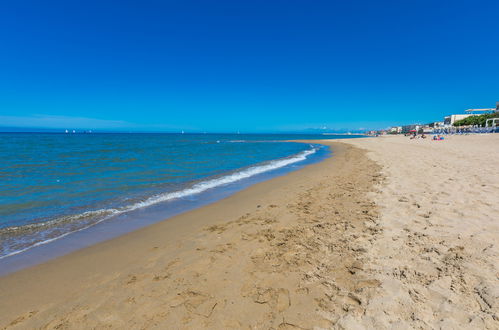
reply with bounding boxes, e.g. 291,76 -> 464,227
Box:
0,142 -> 330,275
1,141 -> 383,328
2,135 -> 497,328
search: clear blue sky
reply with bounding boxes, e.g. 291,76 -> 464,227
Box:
0,0 -> 498,132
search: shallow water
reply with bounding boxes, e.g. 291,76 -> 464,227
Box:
0,133 -> 362,260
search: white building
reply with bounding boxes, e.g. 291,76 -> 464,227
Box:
401,124 -> 421,133
443,114 -> 473,126
388,126 -> 402,134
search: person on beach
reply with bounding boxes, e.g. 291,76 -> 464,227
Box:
433,135 -> 444,141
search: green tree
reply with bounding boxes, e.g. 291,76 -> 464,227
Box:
453,113 -> 498,127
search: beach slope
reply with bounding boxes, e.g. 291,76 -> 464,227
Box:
1,135 -> 498,329
0,142 -> 382,329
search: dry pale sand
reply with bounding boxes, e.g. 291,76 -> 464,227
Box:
340,134 -> 499,329
0,135 -> 498,329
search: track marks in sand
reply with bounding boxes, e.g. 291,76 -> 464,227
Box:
6,311 -> 38,328
213,147 -> 385,328
1,144 -> 384,329
344,136 -> 499,329
146,144 -> 385,329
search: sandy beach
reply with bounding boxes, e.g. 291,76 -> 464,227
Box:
1,135 -> 498,329
344,135 -> 499,328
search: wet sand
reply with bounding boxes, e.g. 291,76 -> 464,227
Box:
1,135 -> 498,329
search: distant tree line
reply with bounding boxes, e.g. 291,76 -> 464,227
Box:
453,113 -> 498,127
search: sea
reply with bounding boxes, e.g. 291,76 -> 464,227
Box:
0,132 -> 363,273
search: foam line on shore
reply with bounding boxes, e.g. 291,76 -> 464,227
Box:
0,146 -> 318,260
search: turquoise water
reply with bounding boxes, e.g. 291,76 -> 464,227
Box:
0,133 -> 362,259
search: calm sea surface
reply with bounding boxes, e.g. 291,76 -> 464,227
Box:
0,133 -> 363,259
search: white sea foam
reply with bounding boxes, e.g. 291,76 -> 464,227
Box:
0,146 -> 318,259
127,146 -> 316,211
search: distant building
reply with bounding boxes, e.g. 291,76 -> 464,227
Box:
421,124 -> 433,134
443,114 -> 473,126
464,104 -> 497,115
401,124 -> 421,133
380,102 -> 499,133
388,126 -> 402,134
428,121 -> 444,128
443,103 -> 499,126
